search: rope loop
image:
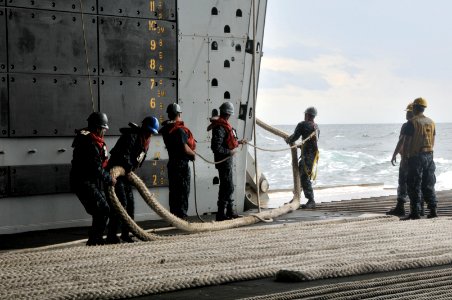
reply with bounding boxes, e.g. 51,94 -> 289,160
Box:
106,118 -> 304,239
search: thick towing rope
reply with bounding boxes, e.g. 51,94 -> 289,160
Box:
107,120 -> 309,239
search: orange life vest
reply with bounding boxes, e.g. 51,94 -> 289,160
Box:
210,117 -> 239,150
169,121 -> 196,151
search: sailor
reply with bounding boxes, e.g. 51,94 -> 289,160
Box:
70,112 -> 116,246
285,107 -> 320,209
159,103 -> 196,220
209,102 -> 245,221
401,97 -> 437,220
387,103 -> 415,216
106,116 -> 159,243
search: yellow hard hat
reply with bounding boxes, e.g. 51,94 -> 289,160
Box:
413,97 -> 428,108
405,103 -> 413,112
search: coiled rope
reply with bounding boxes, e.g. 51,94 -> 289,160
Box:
107,119 -> 317,239
241,267 -> 452,300
3,217 -> 452,299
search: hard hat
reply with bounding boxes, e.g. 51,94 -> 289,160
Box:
413,97 -> 428,108
141,116 -> 159,134
405,103 -> 413,112
304,106 -> 318,117
219,101 -> 234,115
87,112 -> 109,129
166,103 -> 182,115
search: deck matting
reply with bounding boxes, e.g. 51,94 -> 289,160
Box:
2,216 -> 452,299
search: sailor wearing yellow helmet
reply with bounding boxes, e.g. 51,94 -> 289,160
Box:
387,102 -> 415,216
401,97 -> 437,220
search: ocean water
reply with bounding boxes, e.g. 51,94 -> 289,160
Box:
253,123 -> 452,192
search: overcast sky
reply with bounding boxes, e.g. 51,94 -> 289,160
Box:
257,0 -> 452,125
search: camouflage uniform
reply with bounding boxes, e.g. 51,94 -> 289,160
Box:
70,129 -> 113,245
160,121 -> 192,219
286,121 -> 319,203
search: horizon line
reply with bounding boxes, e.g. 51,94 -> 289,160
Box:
268,122 -> 452,126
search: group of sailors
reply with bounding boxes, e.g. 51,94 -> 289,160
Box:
386,97 -> 437,220
70,96 -> 435,245
70,101 -> 244,246
290,97 -> 438,221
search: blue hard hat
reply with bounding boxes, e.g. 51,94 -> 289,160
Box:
141,116 -> 159,134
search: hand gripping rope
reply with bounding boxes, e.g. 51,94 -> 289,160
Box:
107,119 -> 317,240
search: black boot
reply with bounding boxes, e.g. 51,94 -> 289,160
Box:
106,234 -> 120,244
400,213 -> 420,220
86,235 -> 106,246
427,207 -> 438,219
386,202 -> 405,216
216,213 -> 227,221
216,202 -> 227,221
400,204 -> 420,220
87,214 -> 107,246
226,204 -> 240,219
301,200 -> 316,209
120,229 -> 134,243
420,201 -> 425,216
216,209 -> 227,221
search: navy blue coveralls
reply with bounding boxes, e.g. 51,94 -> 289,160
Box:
159,121 -> 192,219
107,126 -> 149,239
211,125 -> 236,218
286,121 -> 319,202
70,129 -> 113,244
397,122 -> 410,204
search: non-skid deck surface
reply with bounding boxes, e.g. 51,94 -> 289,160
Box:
315,190 -> 452,216
2,216 -> 452,299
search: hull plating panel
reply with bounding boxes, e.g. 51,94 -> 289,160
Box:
0,159 -> 169,198
8,164 -> 71,197
9,74 -> 99,136
177,36 -> 209,142
0,8 -> 5,73
100,77 -> 176,135
0,167 -> 7,197
0,75 -> 7,136
99,0 -> 176,20
208,37 -> 246,130
6,0 -> 97,13
99,17 -> 176,78
7,8 -> 98,75
135,160 -> 169,188
177,0 -> 251,38
4,5 -> 177,138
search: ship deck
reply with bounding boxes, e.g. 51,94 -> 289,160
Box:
2,189 -> 452,299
